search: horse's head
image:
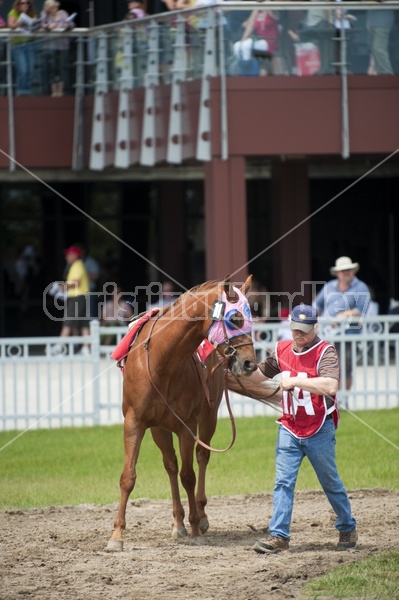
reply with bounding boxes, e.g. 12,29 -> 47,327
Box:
207,275 -> 257,377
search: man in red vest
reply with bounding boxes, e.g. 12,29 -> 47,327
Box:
251,303 -> 357,553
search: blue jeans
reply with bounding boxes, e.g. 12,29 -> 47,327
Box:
11,43 -> 35,95
368,27 -> 393,75
269,421 -> 356,539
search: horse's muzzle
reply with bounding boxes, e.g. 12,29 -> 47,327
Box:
229,356 -> 256,377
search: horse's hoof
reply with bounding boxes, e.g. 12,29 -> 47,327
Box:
199,517 -> 209,534
106,539 -> 124,552
171,525 -> 188,539
190,535 -> 207,546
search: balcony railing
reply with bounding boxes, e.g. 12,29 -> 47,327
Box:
1,2 -> 398,98
1,2 -> 398,169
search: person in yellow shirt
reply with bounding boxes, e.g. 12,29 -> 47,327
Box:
50,246 -> 91,355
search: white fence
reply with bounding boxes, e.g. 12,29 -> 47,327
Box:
1,317 -> 399,431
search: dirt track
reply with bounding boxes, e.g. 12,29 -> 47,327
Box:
1,488 -> 398,600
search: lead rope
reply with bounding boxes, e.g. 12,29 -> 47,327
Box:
230,371 -> 282,412
143,317 -> 237,453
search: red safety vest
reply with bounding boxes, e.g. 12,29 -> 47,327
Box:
275,340 -> 339,438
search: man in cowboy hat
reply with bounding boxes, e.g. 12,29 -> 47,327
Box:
313,256 -> 370,392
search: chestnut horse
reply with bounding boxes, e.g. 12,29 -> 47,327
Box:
107,276 -> 258,551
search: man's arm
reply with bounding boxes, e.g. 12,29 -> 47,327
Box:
279,375 -> 338,397
250,367 -> 269,383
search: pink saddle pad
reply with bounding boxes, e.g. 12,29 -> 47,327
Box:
110,309 -> 158,361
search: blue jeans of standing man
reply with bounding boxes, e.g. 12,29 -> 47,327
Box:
269,420 -> 356,539
12,42 -> 35,95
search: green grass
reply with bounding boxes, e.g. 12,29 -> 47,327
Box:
0,409 -> 398,510
301,550 -> 399,599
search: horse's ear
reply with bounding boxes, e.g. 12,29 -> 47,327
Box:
223,275 -> 238,302
241,274 -> 253,297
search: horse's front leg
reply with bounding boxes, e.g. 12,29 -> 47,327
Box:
195,409 -> 218,534
178,431 -> 205,545
107,414 -> 145,552
195,443 -> 211,534
150,427 -> 188,539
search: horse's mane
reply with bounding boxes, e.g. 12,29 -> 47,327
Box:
161,279 -> 223,315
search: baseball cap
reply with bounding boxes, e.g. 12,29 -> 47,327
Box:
290,304 -> 318,333
64,246 -> 82,257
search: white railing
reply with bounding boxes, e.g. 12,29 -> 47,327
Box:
1,316 -> 399,431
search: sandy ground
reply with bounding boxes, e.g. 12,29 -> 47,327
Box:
1,488 -> 398,600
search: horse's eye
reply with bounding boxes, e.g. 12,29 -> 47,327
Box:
227,311 -> 244,331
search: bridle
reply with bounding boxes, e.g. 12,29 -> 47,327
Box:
142,293 -> 258,453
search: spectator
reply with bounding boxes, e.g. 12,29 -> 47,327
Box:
250,304 -> 357,554
0,2 -> 5,28
366,286 -> 379,318
50,246 -> 91,356
233,8 -> 280,76
333,0 -> 357,72
40,0 -> 75,96
114,0 -> 147,85
148,279 -> 178,310
100,284 -> 135,346
125,0 -> 147,19
76,245 -> 101,319
14,244 -> 40,310
313,256 -> 370,392
288,0 -> 334,75
7,0 -> 38,95
367,8 -> 394,75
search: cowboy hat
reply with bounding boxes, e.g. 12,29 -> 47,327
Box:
330,256 -> 359,276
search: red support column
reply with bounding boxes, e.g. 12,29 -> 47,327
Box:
204,156 -> 248,283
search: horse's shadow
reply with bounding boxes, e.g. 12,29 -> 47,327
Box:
175,529 -> 360,553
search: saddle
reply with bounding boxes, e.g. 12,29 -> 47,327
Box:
110,309 -> 215,373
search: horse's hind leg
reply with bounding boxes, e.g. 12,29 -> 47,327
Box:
107,414 -> 145,552
150,427 -> 188,539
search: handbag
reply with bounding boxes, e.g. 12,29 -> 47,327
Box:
295,42 -> 321,76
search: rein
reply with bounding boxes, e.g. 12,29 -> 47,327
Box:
142,314 -> 244,453
230,372 -> 282,412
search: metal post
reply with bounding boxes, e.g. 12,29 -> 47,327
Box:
196,8 -> 217,162
72,35 -> 85,171
114,26 -> 137,168
339,25 -> 349,159
218,9 -> 228,161
140,21 -> 160,166
89,32 -> 111,170
6,39 -> 16,173
167,15 -> 187,164
90,319 -> 100,426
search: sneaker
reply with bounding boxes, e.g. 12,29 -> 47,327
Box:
48,343 -> 65,356
253,536 -> 289,554
78,346 -> 90,356
338,529 -> 358,550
